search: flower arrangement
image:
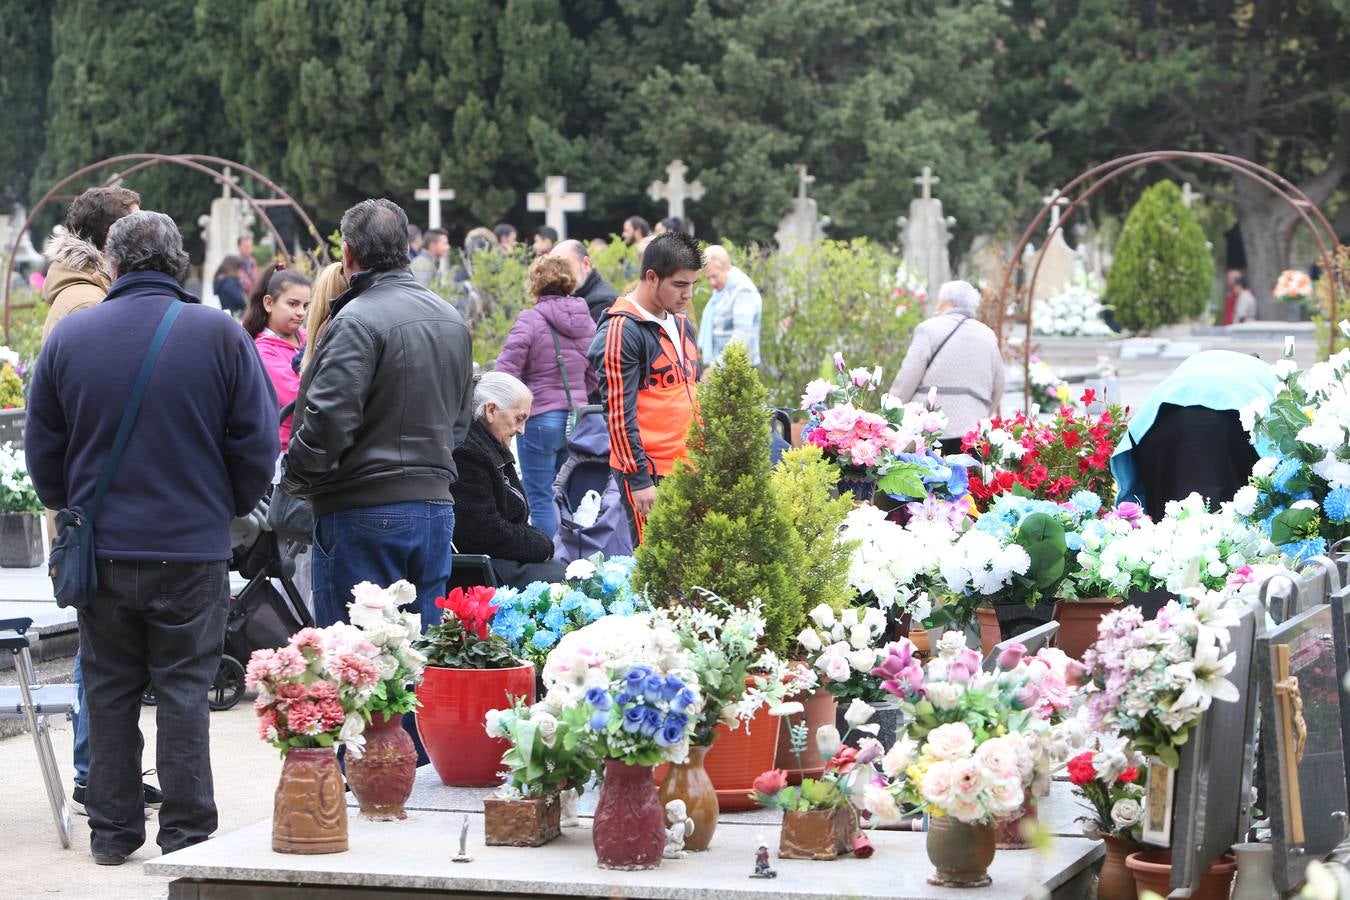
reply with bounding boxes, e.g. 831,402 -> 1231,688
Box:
541,613 -> 690,709
1236,342 -> 1350,562
1275,269 -> 1314,304
574,664 -> 699,765
416,586 -> 522,669
1065,735 -> 1146,840
963,393 -> 1126,511
485,697 -> 600,799
343,581 -> 427,722
1028,355 -> 1070,410
796,603 -> 890,703
1081,594 -> 1242,768
835,504 -> 961,616
0,443 -> 42,514
1033,285 -> 1114,337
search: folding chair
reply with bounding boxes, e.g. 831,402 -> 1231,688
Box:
0,617 -> 75,847
448,551 -> 499,592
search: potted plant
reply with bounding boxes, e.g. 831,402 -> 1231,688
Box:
797,603 -> 897,746
247,625 -> 382,854
414,585 -> 534,787
1065,738 -> 1147,900
481,697 -> 599,846
0,442 -> 44,567
340,581 -> 427,820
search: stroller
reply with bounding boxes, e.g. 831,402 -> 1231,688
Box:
551,405 -> 635,564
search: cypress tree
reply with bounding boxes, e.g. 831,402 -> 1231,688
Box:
1106,179 -> 1214,332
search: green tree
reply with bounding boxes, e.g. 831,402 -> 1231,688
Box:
634,343 -> 805,654
1106,180 -> 1214,332
0,0 -> 51,210
770,446 -> 854,625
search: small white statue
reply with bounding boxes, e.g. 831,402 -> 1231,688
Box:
559,788 -> 580,827
664,799 -> 695,859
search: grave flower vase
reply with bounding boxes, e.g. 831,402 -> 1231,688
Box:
926,815 -> 996,887
976,607 -> 1001,657
345,711 -> 417,820
272,747 -> 348,854
994,788 -> 1037,849
778,807 -> 857,860
415,663 -> 535,787
1126,851 -> 1235,900
703,706 -> 781,812
592,759 -> 664,870
0,512 -> 43,568
1052,597 -> 1120,659
656,744 -> 718,851
774,687 -> 836,783
1230,843 -> 1277,900
483,794 -> 562,847
1098,835 -> 1141,900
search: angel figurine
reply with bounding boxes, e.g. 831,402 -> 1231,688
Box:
663,799 -> 695,859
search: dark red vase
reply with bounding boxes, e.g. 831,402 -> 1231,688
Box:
346,711 -> 418,820
592,759 -> 664,870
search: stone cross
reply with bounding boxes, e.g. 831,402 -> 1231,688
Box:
647,160 -> 705,222
913,166 -> 940,201
899,165 -> 954,310
1181,182 -> 1198,208
775,166 -> 830,252
527,176 -> 585,240
1041,189 -> 1070,232
197,167 -> 255,310
415,173 -> 456,230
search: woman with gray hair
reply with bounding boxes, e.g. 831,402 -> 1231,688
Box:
889,280 -> 1005,453
448,371 -> 567,588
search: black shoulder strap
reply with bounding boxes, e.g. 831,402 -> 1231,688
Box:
545,324 -> 575,414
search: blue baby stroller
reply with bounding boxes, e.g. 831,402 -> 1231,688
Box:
552,405 -> 635,564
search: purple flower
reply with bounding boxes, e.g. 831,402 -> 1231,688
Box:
585,687 -> 612,710
643,675 -> 665,703
657,715 -> 686,747
672,688 -> 697,713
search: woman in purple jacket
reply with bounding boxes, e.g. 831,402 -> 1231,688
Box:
496,255 -> 598,538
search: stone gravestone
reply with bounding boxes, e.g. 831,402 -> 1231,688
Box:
774,166 -> 830,253
897,166 -> 955,312
197,169 -> 255,310
1028,190 -> 1078,303
415,173 -> 456,230
1258,603 -> 1349,892
647,160 -> 705,225
965,234 -> 1008,291
526,176 -> 585,241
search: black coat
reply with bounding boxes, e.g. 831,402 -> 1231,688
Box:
449,420 -> 555,563
577,268 -> 620,325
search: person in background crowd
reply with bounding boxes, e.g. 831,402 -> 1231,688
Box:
1222,268 -> 1241,326
656,216 -> 686,235
890,280 -> 1003,455
237,234 -> 258,296
242,262 -> 312,450
699,245 -> 762,367
532,225 -> 558,256
37,184 -> 152,822
406,224 -> 423,263
621,216 -> 651,246
448,372 -> 567,587
411,226 -> 449,286
213,254 -> 248,316
495,255 -> 598,538
494,223 -> 517,254
300,262 -> 349,372
283,199 -> 473,629
27,211 -> 278,866
588,232 -> 703,544
551,238 -> 619,325
1233,275 -> 1257,323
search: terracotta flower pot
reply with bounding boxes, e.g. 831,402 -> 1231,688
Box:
656,744 -> 718,851
1098,835 -> 1142,900
1126,850 -> 1236,900
415,663 -> 535,787
593,759 -> 664,870
703,706 -> 781,812
976,607 -> 1001,656
483,795 -> 561,847
271,747 -> 348,854
926,815 -> 996,887
1052,597 -> 1120,659
774,687 -> 836,783
778,807 -> 857,860
346,711 -> 417,820
909,626 -> 931,656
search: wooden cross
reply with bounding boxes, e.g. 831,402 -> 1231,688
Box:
647,160 -> 705,222
527,176 -> 586,240
913,166 -> 940,201
1041,189 -> 1070,231
415,173 -> 456,229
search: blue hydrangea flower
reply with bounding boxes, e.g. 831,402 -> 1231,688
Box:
542,605 -> 566,632
601,562 -> 630,594
491,607 -> 529,644
1070,490 -> 1102,516
1282,537 -> 1328,563
530,628 -> 558,650
1325,488 -> 1350,523
1273,458 -> 1302,492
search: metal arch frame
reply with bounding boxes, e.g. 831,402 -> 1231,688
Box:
2,153 -> 326,339
996,150 -> 1345,410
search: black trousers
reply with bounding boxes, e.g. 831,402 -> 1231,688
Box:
78,558 -> 228,858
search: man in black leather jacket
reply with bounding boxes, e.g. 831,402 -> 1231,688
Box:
283,198 -> 474,628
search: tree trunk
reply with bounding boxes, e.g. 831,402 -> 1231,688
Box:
1231,175 -> 1317,321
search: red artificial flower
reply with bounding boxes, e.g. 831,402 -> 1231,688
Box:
1066,752 -> 1097,787
436,585 -> 499,639
1117,767 -> 1139,785
1080,388 -> 1097,406
851,832 -> 874,858
825,746 -> 860,775
1061,429 -> 1080,450
752,769 -> 789,796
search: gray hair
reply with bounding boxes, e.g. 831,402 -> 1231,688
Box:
105,211 -> 189,282
340,198 -> 411,273
938,280 -> 981,315
474,371 -> 532,419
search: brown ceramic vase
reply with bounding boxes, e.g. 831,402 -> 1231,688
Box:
346,711 -> 417,821
778,807 -> 857,860
272,747 -> 348,854
592,759 -> 664,870
483,795 -> 562,847
656,745 -> 718,851
926,815 -> 995,887
1098,835 -> 1142,900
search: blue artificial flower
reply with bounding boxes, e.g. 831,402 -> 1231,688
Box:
664,711 -> 689,731
1282,537 -> 1328,564
1325,488 -> 1350,523
642,675 -> 665,703
494,586 -> 522,609
531,629 -> 558,650
622,705 -> 646,734
601,562 -> 630,594
491,607 -> 529,644
521,581 -> 550,603
671,688 -> 697,713
638,705 -> 662,738
614,691 -> 637,706
584,687 -> 612,710
624,666 -> 654,693
608,555 -> 637,573
542,605 -> 566,632
607,599 -> 636,617
581,597 -> 606,622
656,718 -> 685,747
660,674 -> 684,702
1070,490 -> 1102,516
1065,532 -> 1083,552
560,590 -> 587,612
589,710 -> 610,731
1273,458 -> 1302,492
945,462 -> 969,499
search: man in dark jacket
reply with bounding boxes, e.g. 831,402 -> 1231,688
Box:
26,211 -> 279,865
552,239 -> 620,325
283,198 -> 474,627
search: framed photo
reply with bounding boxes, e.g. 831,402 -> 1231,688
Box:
1141,758 -> 1175,847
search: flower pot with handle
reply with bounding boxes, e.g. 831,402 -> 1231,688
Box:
1052,597 -> 1120,659
926,815 -> 996,887
656,744 -> 717,851
483,795 -> 562,847
774,687 -> 836,783
345,711 -> 417,820
0,512 -> 43,568
1125,850 -> 1235,900
1098,834 -> 1141,900
272,747 -> 348,854
703,706 -> 781,812
415,662 -> 535,787
592,759 -> 664,870
778,807 -> 856,860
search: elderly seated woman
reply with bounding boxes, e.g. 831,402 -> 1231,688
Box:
450,371 -> 567,589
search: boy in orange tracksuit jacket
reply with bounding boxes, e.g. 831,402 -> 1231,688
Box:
588,232 -> 704,543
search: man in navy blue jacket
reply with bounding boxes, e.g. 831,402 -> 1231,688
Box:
25,211 -> 279,866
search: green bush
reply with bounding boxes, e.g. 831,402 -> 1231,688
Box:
430,249 -> 531,369
634,343 -> 805,654
1105,180 -> 1214,332
770,445 -> 855,626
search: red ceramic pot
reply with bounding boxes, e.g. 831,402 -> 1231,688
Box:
346,711 -> 417,820
415,663 -> 535,786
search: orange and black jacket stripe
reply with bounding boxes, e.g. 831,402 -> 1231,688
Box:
586,294 -> 700,492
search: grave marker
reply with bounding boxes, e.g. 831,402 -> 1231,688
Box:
415,173 -> 456,230
526,176 -> 585,241
647,160 -> 705,223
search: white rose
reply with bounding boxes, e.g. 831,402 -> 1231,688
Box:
484,708 -> 506,738
921,760 -> 956,806
986,777 -> 1026,818
844,698 -> 875,728
882,735 -> 917,777
822,652 -> 852,682
926,722 -> 976,761
815,725 -> 842,761
797,628 -> 823,653
864,784 -> 903,825
350,581 -> 389,610
565,558 -> 597,580
373,653 -> 399,680
974,737 -> 1017,781
848,648 -> 878,674
840,608 -> 859,629
808,604 -> 836,629
848,623 -> 873,650
927,681 -> 963,711
348,602 -> 386,631
533,711 -> 559,747
1110,798 -> 1142,829
387,580 -> 417,608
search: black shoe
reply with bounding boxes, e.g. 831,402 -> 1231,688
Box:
142,781 -> 163,810
92,852 -> 127,866
71,782 -> 88,817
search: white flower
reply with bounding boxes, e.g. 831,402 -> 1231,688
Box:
769,701 -> 804,717
927,681 -> 963,711
921,760 -> 956,806
1110,798 -> 1142,829
1251,456 -> 1278,479
848,622 -> 873,651
484,708 -> 506,738
1231,485 -> 1259,517
848,648 -> 879,673
808,604 -> 836,630
843,698 -> 876,728
533,710 -> 559,747
815,725 -> 842,761
936,630 -> 966,660
797,627 -> 823,653
339,715 -> 367,758
926,722 -> 976,761
882,735 -> 917,777
863,784 -> 903,825
974,736 -> 1018,782
1173,637 -> 1239,712
565,558 -> 596,580
840,608 -> 859,629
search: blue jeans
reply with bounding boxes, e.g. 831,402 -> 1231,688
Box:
517,410 -> 569,538
73,648 -> 89,785
311,500 -> 455,628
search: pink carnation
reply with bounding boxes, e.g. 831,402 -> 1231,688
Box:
286,699 -> 321,735
257,707 -> 279,740
276,682 -> 306,702
316,697 -> 346,730
290,628 -> 326,654
270,646 -> 307,678
245,649 -> 276,690
309,680 -> 339,701
330,653 -> 379,689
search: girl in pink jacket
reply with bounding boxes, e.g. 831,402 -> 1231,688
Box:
243,263 -> 312,450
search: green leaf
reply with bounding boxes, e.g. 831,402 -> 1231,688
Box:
1158,744 -> 1179,769
516,720 -> 538,768
1271,507 -> 1319,546
877,463 -> 927,499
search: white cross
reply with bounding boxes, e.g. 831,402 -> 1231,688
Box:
217,166 -> 239,199
647,160 -> 705,222
795,166 -> 817,202
1041,189 -> 1070,231
1181,183 -> 1198,208
913,166 -> 940,201
527,175 -> 586,240
414,173 -> 456,230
